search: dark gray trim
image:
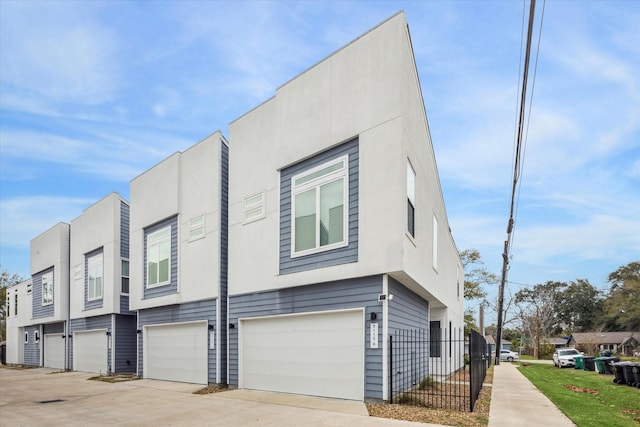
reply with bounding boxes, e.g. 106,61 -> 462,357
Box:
137,299 -> 218,384
143,216 -> 178,299
32,267 -> 54,319
279,138 -> 359,274
84,247 -> 104,310
228,275 -> 382,399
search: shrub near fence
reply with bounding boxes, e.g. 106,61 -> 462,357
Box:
389,328 -> 488,412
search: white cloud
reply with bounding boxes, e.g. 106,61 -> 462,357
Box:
0,1 -> 121,105
0,196 -> 94,249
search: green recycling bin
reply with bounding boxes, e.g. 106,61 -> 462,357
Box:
594,357 -> 606,374
574,355 -> 584,369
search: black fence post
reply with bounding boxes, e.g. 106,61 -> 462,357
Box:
389,335 -> 393,402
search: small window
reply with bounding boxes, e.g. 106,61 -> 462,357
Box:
121,259 -> 130,294
14,293 -> 18,316
430,321 -> 441,357
87,252 -> 104,301
189,214 -> 205,241
244,192 -> 265,223
6,293 -> 11,318
432,214 -> 438,271
291,156 -> 348,257
34,330 -> 40,343
147,225 -> 171,288
407,161 -> 416,237
24,331 -> 29,343
27,284 -> 32,294
42,271 -> 54,305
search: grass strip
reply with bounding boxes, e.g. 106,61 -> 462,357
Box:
518,363 -> 639,427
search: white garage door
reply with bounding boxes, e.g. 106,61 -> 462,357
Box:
74,329 -> 108,374
240,309 -> 364,400
44,333 -> 65,369
144,321 -> 208,384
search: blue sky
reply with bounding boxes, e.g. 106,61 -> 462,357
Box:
1,1 -> 638,324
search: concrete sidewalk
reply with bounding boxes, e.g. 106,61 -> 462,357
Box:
488,362 -> 575,426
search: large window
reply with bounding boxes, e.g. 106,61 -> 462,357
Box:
87,252 -> 104,301
147,225 -> 171,287
121,259 -> 130,294
42,271 -> 53,305
291,156 -> 348,257
407,161 -> 416,237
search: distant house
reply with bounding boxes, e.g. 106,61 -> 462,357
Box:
568,332 -> 640,356
544,337 -> 569,349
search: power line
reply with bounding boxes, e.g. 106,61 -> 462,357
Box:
495,0 -> 540,365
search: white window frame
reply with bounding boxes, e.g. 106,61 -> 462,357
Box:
146,225 -> 171,288
290,155 -> 349,258
87,252 -> 104,301
121,258 -> 130,295
24,331 -> 29,343
244,192 -> 265,224
432,214 -> 439,272
407,160 -> 416,239
188,214 -> 206,242
41,271 -> 53,306
34,330 -> 40,343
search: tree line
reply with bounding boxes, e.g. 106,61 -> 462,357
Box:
463,251 -> 639,342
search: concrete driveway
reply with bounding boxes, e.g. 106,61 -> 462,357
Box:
0,367 -> 439,427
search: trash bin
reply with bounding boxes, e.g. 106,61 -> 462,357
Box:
632,364 -> 640,389
583,356 -> 596,371
574,355 -> 584,369
612,362 -> 632,384
594,357 -> 606,374
603,357 -> 618,374
622,363 -> 637,386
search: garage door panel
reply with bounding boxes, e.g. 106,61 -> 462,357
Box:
144,321 -> 208,385
241,310 -> 364,400
44,334 -> 65,370
74,330 -> 108,374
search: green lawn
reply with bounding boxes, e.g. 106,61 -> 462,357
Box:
518,363 -> 640,427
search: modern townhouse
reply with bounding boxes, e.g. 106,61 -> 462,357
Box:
5,278 -> 33,366
129,131 -> 229,385
227,12 -> 463,402
24,222 -> 71,369
68,192 -> 136,374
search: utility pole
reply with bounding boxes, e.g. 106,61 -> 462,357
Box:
495,0 -> 536,366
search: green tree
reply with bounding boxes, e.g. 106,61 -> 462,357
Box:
554,279 -> 604,333
460,249 -> 498,334
1,268 -> 26,341
603,261 -> 640,331
515,281 -> 566,354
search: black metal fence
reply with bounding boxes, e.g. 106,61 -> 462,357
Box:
389,328 -> 488,412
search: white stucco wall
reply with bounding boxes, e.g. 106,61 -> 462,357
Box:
69,192 -> 126,318
228,11 -> 463,323
30,222 -> 70,324
129,132 -> 225,310
5,279 -> 32,364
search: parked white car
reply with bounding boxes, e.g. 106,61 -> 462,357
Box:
499,349 -> 520,362
553,348 -> 582,368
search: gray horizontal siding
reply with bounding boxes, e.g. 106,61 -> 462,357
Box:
219,142 -> 229,383
43,323 -> 64,334
388,277 -> 430,331
115,314 -> 137,373
69,315 -> 112,371
120,294 -> 135,315
120,201 -> 130,259
137,299 -> 217,384
143,216 -> 178,299
279,138 -> 359,274
228,275 -> 383,400
24,325 -> 40,366
84,247 -> 104,310
32,267 -> 54,319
